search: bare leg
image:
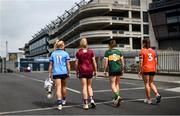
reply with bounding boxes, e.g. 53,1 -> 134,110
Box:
149,76 -> 160,96
87,78 -> 93,97
115,76 -> 120,93
55,79 -> 62,100
61,79 -> 67,100
142,75 -> 151,100
109,76 -> 118,93
81,78 -> 88,103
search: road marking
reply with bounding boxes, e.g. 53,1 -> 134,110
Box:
94,76 -> 142,86
15,73 -> 82,94
94,87 -> 144,93
67,87 -> 81,94
165,87 -> 180,93
0,95 -> 180,115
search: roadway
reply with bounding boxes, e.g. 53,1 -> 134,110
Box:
0,72 -> 180,115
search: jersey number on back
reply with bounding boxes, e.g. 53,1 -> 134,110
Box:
56,56 -> 62,64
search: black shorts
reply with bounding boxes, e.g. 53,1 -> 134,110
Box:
109,71 -> 122,76
53,74 -> 68,80
143,72 -> 155,76
79,74 -> 93,79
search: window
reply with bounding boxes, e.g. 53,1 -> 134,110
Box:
168,25 -> 179,32
131,0 -> 140,6
116,38 -> 129,45
167,16 -> 178,24
132,24 -> 141,32
143,25 -> 149,34
132,37 -> 141,49
132,11 -> 140,19
143,12 -> 149,22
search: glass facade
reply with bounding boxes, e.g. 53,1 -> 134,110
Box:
29,36 -> 47,56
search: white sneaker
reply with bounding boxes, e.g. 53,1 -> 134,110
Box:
57,104 -> 62,110
62,100 -> 66,105
144,99 -> 152,104
83,104 -> 89,110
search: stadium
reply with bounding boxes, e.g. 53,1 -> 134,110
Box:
23,0 -> 153,58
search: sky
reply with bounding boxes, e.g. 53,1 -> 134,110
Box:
0,0 -> 80,57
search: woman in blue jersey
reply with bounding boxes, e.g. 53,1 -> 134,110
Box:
48,40 -> 70,110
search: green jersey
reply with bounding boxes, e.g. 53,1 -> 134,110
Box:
104,49 -> 123,73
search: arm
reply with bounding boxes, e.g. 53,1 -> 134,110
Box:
66,60 -> 71,78
103,58 -> 108,76
138,53 -> 143,78
75,60 -> 79,78
120,56 -> 125,73
67,60 -> 71,74
92,56 -> 97,76
48,61 -> 53,79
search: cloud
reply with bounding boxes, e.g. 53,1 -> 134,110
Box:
0,0 -> 79,57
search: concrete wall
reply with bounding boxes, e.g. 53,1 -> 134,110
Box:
149,13 -> 158,49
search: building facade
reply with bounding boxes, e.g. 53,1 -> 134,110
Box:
149,0 -> 180,50
23,0 -> 153,58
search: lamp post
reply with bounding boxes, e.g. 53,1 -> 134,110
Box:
6,41 -> 8,60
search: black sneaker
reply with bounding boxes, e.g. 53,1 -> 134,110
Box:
156,95 -> 161,103
89,99 -> 96,109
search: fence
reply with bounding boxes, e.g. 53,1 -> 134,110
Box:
67,48 -> 180,73
157,51 -> 180,72
1,49 -> 180,74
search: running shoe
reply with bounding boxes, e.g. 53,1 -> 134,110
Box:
144,99 -> 152,105
62,100 -> 66,106
89,99 -> 96,109
156,95 -> 161,103
57,104 -> 62,110
113,96 -> 123,107
83,104 -> 89,110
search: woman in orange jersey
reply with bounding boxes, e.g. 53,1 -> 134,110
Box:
139,38 -> 161,104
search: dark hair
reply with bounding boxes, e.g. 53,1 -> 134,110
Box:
143,38 -> 150,48
108,39 -> 117,49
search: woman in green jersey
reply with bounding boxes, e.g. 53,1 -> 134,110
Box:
104,39 -> 124,107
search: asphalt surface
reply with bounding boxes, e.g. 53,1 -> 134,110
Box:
0,72 -> 180,115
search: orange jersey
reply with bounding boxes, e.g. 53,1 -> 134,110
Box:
139,48 -> 157,72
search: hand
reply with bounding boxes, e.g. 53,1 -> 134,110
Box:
138,71 -> 142,78
76,72 -> 79,78
121,69 -> 124,74
67,74 -> 70,80
94,71 -> 97,78
48,74 -> 52,79
104,71 -> 108,77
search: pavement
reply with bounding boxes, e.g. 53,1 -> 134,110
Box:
0,72 -> 180,115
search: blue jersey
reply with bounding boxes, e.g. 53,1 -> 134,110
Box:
49,49 -> 70,75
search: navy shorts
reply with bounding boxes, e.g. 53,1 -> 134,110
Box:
143,72 -> 155,76
109,71 -> 123,76
53,74 -> 68,80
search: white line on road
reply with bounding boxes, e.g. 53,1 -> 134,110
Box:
67,87 -> 81,94
0,95 -> 180,115
94,87 -> 144,93
16,74 -> 82,94
165,87 -> 180,93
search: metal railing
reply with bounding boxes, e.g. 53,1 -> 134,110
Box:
66,48 -> 180,73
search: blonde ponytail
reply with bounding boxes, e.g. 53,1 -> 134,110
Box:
54,39 -> 59,50
54,39 -> 65,50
